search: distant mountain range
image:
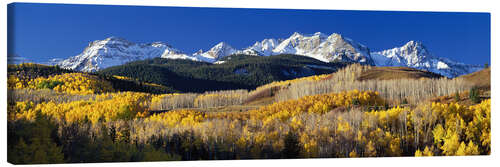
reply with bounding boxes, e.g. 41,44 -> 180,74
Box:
55,32 -> 483,77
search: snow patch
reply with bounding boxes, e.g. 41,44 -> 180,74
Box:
436,61 -> 450,69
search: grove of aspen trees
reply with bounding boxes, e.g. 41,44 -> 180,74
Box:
7,63 -> 490,163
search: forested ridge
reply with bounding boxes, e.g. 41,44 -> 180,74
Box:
98,54 -> 347,92
7,60 -> 490,164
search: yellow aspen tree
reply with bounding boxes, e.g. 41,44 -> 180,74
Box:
441,132 -> 460,156
364,141 -> 377,157
422,146 -> 434,156
415,149 -> 423,157
465,141 -> 480,155
349,150 -> 359,158
455,142 -> 468,156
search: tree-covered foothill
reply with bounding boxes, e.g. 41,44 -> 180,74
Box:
98,54 -> 347,92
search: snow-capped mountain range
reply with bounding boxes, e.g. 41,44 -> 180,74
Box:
58,37 -> 191,72
56,32 -> 483,77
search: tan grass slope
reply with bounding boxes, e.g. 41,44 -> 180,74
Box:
357,66 -> 443,81
457,67 -> 491,89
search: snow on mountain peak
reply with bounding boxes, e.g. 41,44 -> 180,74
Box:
257,39 -> 279,50
402,40 -> 429,55
371,40 -> 482,77
58,37 -> 185,72
191,42 -> 237,63
371,40 -> 431,67
212,42 -> 232,50
150,42 -> 169,48
238,38 -> 281,56
290,32 -> 303,38
98,37 -> 135,46
314,32 -> 324,36
270,32 -> 373,64
208,42 -> 237,58
403,40 -> 422,47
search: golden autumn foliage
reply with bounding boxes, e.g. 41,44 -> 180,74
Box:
131,90 -> 387,157
130,95 -> 489,158
253,73 -> 331,92
415,146 -> 434,157
7,80 -> 490,159
8,73 -> 114,95
250,90 -> 384,121
349,150 -> 359,157
8,92 -> 150,124
431,99 -> 490,156
146,90 -> 381,127
8,75 -> 25,89
145,110 -> 205,127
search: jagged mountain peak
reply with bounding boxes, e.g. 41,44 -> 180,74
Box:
86,37 -> 135,50
329,32 -> 342,37
58,37 -> 186,72
97,37 -> 171,48
314,32 -> 326,36
326,33 -> 340,41
371,41 -> 432,67
240,38 -> 281,56
97,36 -> 134,45
191,42 -> 237,62
401,40 -> 429,54
403,40 -> 423,47
211,42 -> 234,50
208,42 -> 236,56
269,32 -> 373,64
290,32 -> 302,37
288,31 -> 329,39
371,41 -> 482,78
254,38 -> 279,46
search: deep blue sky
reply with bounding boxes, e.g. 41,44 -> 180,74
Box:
8,3 -> 490,65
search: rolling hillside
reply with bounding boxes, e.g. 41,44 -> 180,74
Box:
458,67 -> 490,89
357,66 -> 443,81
